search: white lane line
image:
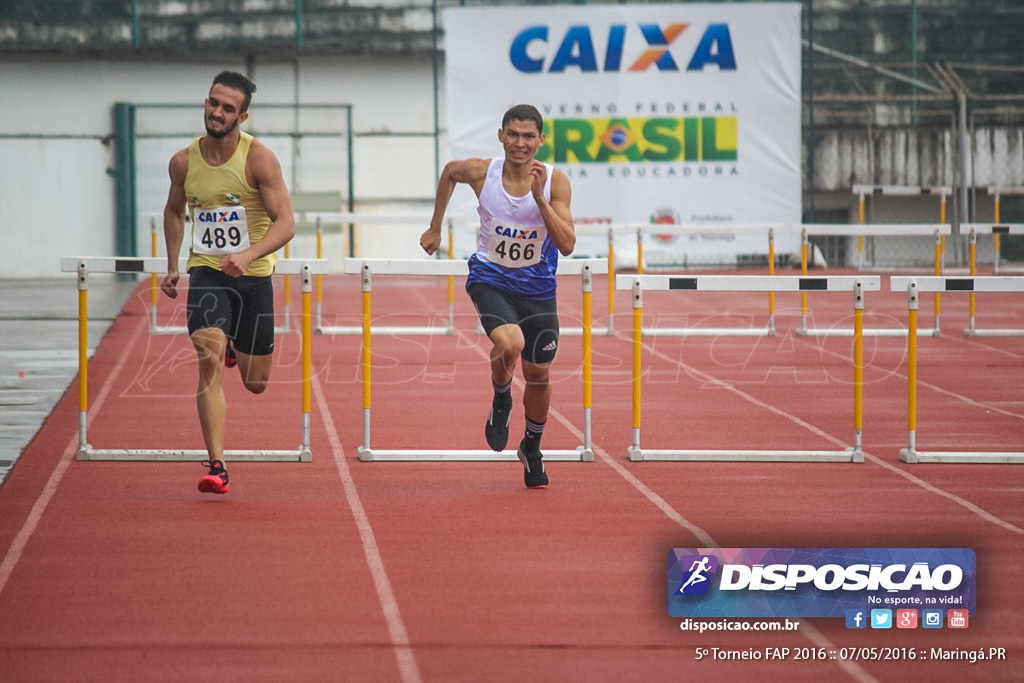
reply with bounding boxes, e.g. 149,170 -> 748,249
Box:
464,337 -> 877,683
0,316 -> 146,597
311,373 -> 423,683
639,340 -> 1024,536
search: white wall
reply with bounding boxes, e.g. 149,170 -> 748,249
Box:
0,55 -> 444,277
1,138 -> 117,276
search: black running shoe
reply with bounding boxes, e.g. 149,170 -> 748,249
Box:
198,459 -> 230,494
485,392 -> 512,451
225,342 -> 237,369
517,441 -> 548,489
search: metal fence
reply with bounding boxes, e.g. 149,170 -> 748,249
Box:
803,55 -> 1024,269
129,103 -> 353,259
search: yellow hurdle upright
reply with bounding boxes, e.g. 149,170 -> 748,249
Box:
893,275 -> 1024,463
619,274 -> 877,463
62,256 -> 327,462
351,258 -> 605,462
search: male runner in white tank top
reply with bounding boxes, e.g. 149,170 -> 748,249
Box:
420,104 -> 576,488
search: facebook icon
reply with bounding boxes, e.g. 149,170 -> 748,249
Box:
846,609 -> 867,629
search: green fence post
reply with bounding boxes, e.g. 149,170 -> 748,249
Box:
113,103 -> 138,259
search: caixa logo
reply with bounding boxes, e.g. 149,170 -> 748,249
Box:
510,23 -> 736,74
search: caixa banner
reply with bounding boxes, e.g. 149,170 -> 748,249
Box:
668,548 -> 976,618
444,3 -> 802,265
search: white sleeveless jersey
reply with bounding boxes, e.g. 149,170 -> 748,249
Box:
468,158 -> 558,299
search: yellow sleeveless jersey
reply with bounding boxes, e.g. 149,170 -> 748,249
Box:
184,131 -> 276,277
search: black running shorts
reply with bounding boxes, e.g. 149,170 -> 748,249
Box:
468,282 -> 559,365
186,266 -> 276,356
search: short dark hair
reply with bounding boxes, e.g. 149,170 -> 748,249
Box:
502,104 -> 543,133
212,70 -> 257,113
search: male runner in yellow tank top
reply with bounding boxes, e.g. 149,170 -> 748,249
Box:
160,71 -> 295,494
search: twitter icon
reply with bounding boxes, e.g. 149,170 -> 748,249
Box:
870,609 -> 893,629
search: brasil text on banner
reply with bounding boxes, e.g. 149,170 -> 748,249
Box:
444,3 -> 802,265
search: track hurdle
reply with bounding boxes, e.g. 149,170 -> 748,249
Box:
353,258 -> 607,462
796,223 -> 950,337
144,214 -> 300,336
61,256 -> 328,461
892,276 -> 1024,464
629,223 -> 784,337
306,212 -> 460,335
852,185 -> 952,271
617,274 -> 881,462
962,224 -> 1024,337
146,215 -> 185,335
988,186 -> 1024,274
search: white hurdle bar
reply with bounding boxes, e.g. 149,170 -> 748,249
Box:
797,223 -> 951,337
622,222 -> 784,336
630,222 -> 783,273
892,276 -> 1024,464
617,274 -> 881,462
355,258 -> 607,462
307,212 -> 460,335
60,256 -> 329,461
625,222 -> 785,336
963,224 -> 1024,336
318,256 -> 463,336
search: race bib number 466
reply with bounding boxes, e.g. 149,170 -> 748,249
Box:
486,222 -> 545,268
192,206 -> 251,256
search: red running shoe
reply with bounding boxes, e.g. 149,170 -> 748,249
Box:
198,459 -> 230,494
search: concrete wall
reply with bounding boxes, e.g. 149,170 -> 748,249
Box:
2,54 -> 1018,277
0,55 -> 441,277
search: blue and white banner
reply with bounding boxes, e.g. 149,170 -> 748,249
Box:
668,548 -> 977,618
444,3 -> 802,264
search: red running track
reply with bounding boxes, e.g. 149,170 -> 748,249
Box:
0,271 -> 1022,682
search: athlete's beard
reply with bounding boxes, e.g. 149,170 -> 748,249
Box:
205,117 -> 238,139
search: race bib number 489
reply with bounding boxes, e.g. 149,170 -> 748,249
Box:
486,222 -> 545,268
192,206 -> 251,256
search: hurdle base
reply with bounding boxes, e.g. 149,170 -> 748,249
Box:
963,328 -> 1024,337
357,448 -> 591,462
318,324 -> 454,336
151,325 -> 187,335
901,448 -> 1024,464
76,447 -> 312,462
900,447 -> 918,464
796,327 -> 938,338
627,448 -> 862,463
641,326 -> 774,337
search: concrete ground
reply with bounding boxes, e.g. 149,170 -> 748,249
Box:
0,275 -> 136,484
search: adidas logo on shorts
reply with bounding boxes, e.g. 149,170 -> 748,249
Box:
542,340 -> 557,352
